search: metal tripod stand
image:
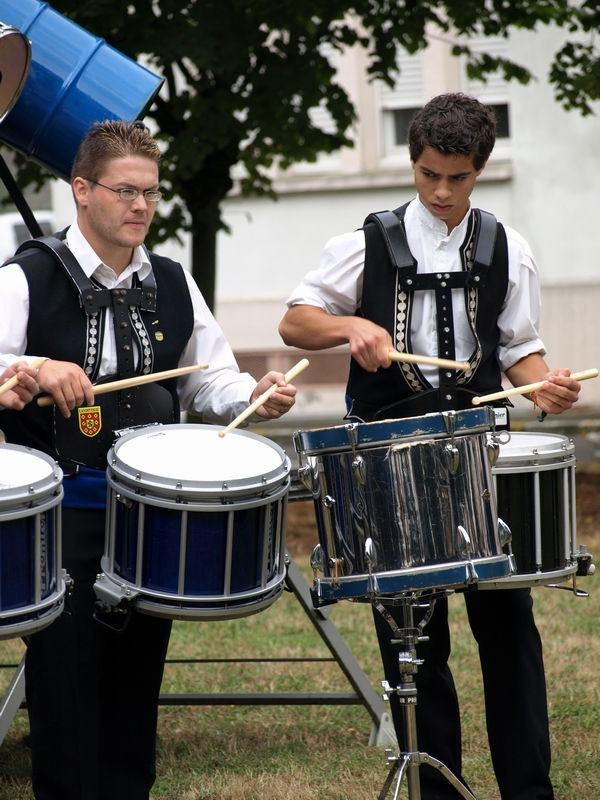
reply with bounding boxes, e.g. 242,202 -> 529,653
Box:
375,593 -> 476,800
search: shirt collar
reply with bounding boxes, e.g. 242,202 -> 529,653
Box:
65,218 -> 152,285
415,197 -> 472,240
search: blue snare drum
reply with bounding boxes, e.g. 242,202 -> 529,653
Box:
96,424 -> 290,621
0,443 -> 65,639
294,408 -> 513,602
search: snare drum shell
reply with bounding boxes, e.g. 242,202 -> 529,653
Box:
298,414 -> 509,599
492,432 -> 576,580
0,443 -> 65,638
102,424 -> 290,620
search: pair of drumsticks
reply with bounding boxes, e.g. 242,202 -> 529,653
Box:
0,354 -> 597,435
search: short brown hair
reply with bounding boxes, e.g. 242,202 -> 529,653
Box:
70,119 -> 161,183
408,94 -> 496,171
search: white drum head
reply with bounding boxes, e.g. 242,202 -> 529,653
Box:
117,425 -> 282,481
109,424 -> 290,501
0,443 -> 61,508
0,445 -> 53,489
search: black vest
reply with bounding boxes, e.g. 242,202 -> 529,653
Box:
346,205 -> 509,422
0,239 -> 194,467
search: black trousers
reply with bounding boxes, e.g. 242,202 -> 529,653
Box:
374,589 -> 553,800
24,508 -> 173,800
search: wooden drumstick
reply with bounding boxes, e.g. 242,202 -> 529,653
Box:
0,356 -> 45,397
472,368 -> 599,405
36,363 -> 209,407
218,358 -> 310,438
388,350 -> 470,371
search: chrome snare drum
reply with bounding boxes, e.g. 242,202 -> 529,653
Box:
480,431 -> 578,588
0,443 -> 65,639
294,408 -> 512,602
95,424 -> 290,621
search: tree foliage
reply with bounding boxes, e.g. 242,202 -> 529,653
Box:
9,0 -> 600,307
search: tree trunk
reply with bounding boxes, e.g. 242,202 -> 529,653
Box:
189,213 -> 218,313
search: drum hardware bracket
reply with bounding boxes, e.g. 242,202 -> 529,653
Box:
575,545 -> 596,577
93,572 -> 139,631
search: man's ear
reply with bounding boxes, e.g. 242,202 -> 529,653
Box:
72,177 -> 89,207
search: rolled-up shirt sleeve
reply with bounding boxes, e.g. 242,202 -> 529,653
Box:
496,230 -> 546,373
285,229 -> 365,316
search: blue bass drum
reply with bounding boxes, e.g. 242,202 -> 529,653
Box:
294,408 -> 513,602
96,424 -> 290,621
0,0 -> 163,180
0,442 -> 65,639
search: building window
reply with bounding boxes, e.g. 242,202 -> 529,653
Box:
392,102 -> 509,148
393,107 -> 421,146
489,103 -> 510,138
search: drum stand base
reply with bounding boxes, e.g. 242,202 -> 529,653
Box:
374,595 -> 476,800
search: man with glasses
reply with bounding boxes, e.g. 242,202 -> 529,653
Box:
0,120 -> 297,800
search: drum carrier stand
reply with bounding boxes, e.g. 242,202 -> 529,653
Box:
373,591 -> 476,800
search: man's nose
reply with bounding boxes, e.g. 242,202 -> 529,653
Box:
435,181 -> 451,200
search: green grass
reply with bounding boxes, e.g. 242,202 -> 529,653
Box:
1,544 -> 599,798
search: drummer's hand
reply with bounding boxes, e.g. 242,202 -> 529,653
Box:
532,369 -> 581,415
38,360 -> 95,418
251,371 -> 297,420
0,362 -> 40,410
347,318 -> 394,372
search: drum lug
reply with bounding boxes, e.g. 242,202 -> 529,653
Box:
352,455 -> 366,485
310,543 -> 325,574
444,444 -> 460,474
115,492 -> 133,508
486,440 -> 500,467
457,525 -> 472,552
364,537 -> 380,596
497,518 -> 513,546
297,455 -> 320,497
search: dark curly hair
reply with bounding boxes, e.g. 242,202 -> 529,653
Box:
408,94 -> 496,171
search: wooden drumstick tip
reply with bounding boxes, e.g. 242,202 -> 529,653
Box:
218,358 -> 310,438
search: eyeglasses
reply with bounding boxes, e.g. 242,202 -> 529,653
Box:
84,178 -> 163,203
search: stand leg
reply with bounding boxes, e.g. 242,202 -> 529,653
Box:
375,594 -> 476,800
286,557 -> 395,745
0,655 -> 25,746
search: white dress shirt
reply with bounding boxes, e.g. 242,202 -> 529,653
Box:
285,197 -> 546,386
0,219 -> 257,424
